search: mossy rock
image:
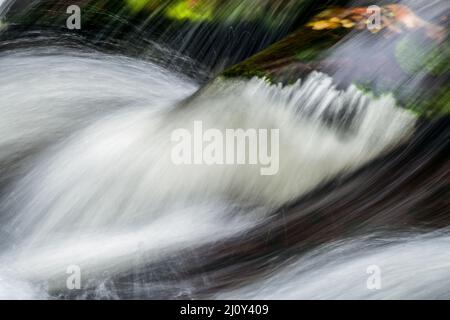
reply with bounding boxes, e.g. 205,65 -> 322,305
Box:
395,34 -> 450,76
222,5 -> 450,118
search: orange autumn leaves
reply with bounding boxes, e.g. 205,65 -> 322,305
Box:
306,4 -> 446,40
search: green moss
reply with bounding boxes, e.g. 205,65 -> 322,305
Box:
395,35 -> 450,76
355,79 -> 450,118
165,1 -> 215,22
125,0 -> 150,13
223,28 -> 348,81
435,88 -> 450,114
0,19 -> 7,32
295,48 -> 322,61
223,63 -> 267,80
406,86 -> 450,117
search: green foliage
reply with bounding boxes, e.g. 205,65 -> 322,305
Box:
166,1 -> 214,22
125,0 -> 150,12
395,35 -> 450,76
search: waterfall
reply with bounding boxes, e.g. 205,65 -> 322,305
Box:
0,44 -> 418,298
0,0 -> 448,300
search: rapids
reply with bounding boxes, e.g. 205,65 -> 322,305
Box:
0,0 -> 448,300
0,45 -> 420,299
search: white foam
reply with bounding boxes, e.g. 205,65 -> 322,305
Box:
217,232 -> 450,299
0,53 -> 416,295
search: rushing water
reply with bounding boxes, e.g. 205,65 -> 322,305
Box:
217,231 -> 450,299
0,44 -> 424,299
0,0 -> 448,300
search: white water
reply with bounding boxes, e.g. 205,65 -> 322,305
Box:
0,48 -> 197,182
0,48 -> 418,298
218,231 -> 450,299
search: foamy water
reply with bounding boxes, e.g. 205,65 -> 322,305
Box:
0,46 -> 428,299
